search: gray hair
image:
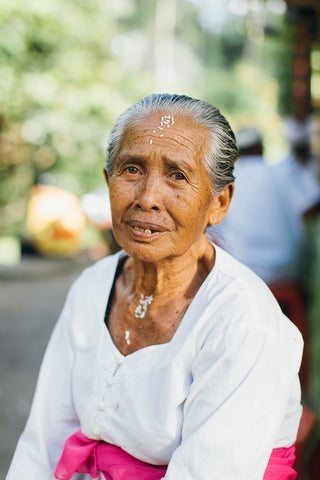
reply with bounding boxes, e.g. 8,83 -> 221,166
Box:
105,93 -> 239,194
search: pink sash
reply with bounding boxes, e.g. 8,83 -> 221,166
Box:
54,429 -> 166,480
263,444 -> 296,480
55,429 -> 296,480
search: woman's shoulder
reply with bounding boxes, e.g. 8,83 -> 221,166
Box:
202,245 -> 303,374
58,251 -> 126,341
63,250 -> 125,310
211,244 -> 273,300
76,250 -> 124,284
209,245 -> 299,334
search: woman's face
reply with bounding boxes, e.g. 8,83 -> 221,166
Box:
107,111 -> 229,263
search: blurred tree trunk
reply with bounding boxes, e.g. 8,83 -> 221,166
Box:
154,0 -> 177,93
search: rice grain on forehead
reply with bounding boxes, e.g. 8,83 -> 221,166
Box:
105,94 -> 239,195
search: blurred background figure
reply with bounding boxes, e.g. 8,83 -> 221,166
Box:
208,125 -> 320,287
282,115 -> 319,177
273,115 -> 320,284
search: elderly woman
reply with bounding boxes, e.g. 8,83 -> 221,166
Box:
7,94 -> 302,480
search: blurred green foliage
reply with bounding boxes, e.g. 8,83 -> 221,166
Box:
0,0 -> 291,238
0,0 -> 150,237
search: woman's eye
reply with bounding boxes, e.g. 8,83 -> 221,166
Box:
172,171 -> 186,180
125,166 -> 139,175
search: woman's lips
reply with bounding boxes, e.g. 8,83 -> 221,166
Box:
128,221 -> 167,237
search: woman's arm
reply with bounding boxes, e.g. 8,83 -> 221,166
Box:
6,283 -> 81,480
164,316 -> 303,480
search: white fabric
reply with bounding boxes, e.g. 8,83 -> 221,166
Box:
208,154 -> 320,284
6,245 -> 303,480
283,116 -> 314,146
274,153 -> 320,219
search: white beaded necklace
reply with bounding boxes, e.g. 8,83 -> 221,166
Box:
124,294 -> 154,345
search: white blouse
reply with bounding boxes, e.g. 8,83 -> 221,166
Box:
6,245 -> 303,480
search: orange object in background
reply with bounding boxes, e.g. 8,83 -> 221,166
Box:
27,184 -> 86,256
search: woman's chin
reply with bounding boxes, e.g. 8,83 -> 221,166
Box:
123,245 -> 165,263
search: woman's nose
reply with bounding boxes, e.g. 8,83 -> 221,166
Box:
134,176 -> 163,211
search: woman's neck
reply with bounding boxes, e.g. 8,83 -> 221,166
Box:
107,238 -> 216,354
123,238 -> 215,304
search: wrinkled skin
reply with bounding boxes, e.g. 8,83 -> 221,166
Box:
104,111 -> 233,355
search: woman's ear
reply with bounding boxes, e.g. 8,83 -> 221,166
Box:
103,167 -> 109,185
208,183 -> 234,225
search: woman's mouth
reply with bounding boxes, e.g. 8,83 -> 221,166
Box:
128,221 -> 167,238
133,226 -> 153,235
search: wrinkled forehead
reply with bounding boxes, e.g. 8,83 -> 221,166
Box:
120,110 -> 210,155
